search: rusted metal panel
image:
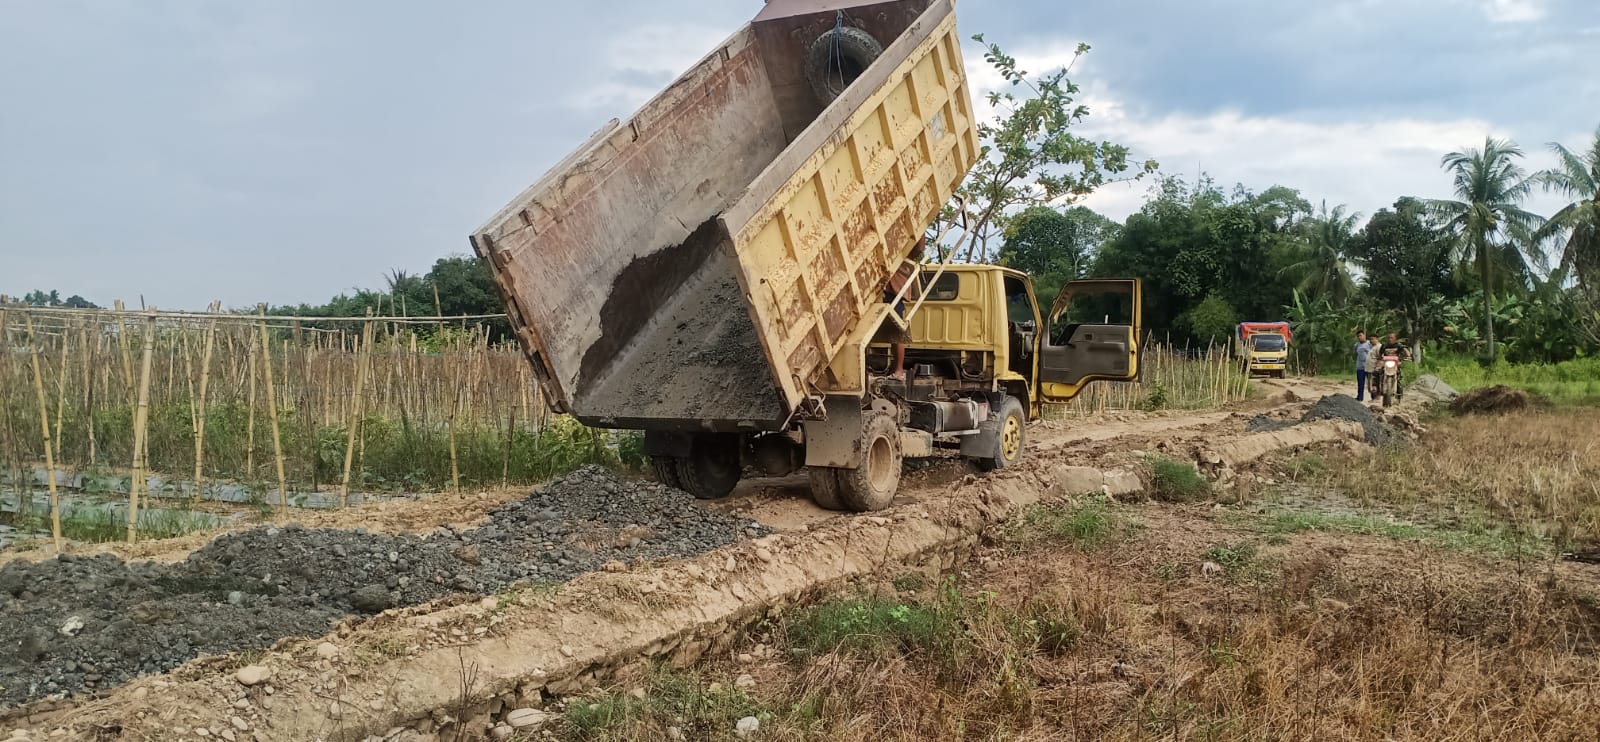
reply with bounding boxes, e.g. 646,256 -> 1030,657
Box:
471,26 -> 792,431
471,0 -> 976,432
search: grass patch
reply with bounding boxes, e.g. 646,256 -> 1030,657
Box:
785,594 -> 960,659
1273,407 -> 1600,548
563,666 -> 770,741
13,506 -> 219,543
1005,498 -> 1135,549
1420,356 -> 1600,406
1239,506 -> 1555,560
1263,510 -> 1425,540
1203,540 -> 1260,580
1149,457 -> 1212,502
1,400 -> 645,496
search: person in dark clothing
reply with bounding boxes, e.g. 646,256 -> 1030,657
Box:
1377,332 -> 1411,399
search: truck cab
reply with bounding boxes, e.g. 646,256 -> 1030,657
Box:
875,265 -> 1140,419
779,265 -> 1143,509
1237,321 -> 1292,378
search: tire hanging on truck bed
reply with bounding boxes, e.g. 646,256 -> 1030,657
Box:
805,26 -> 884,105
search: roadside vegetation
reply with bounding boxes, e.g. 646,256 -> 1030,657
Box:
1266,406 -> 1600,552
559,496 -> 1600,740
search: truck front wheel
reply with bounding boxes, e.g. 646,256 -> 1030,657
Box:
971,396 -> 1026,472
835,413 -> 902,512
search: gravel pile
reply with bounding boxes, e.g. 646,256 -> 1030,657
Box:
1299,394 -> 1396,446
1245,416 -> 1297,433
0,466 -> 765,708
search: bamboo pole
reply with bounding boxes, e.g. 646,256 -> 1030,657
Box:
339,311 -> 375,508
113,299 -> 134,392
448,386 -> 462,495
192,301 -> 220,501
51,319 -> 70,457
256,306 -> 289,513
80,321 -> 95,466
127,309 -> 158,544
0,304 -> 16,516
245,337 -> 258,482
24,312 -> 64,552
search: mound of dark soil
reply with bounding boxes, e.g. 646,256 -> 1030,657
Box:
1450,385 -> 1545,416
0,466 -> 766,709
1299,394 -> 1396,446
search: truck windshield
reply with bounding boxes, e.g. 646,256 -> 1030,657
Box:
1251,335 -> 1287,351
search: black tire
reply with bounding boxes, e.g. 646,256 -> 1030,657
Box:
676,436 -> 741,500
649,455 -> 684,490
807,467 -> 846,511
972,396 -> 1026,472
1382,389 -> 1394,409
837,413 -> 902,512
805,26 -> 883,105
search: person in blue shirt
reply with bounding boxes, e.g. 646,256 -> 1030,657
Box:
1353,331 -> 1370,401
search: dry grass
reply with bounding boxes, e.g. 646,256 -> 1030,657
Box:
1047,343 -> 1254,418
559,512 -> 1600,741
1279,408 -> 1600,549
557,413 -> 1600,741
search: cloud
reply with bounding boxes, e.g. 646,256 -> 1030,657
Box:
567,23 -> 731,111
1482,0 -> 1546,22
1074,106 -> 1508,221
960,41 -> 1570,224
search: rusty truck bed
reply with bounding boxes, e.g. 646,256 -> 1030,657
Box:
471,0 -> 976,432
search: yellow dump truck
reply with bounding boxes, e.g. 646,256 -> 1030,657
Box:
471,0 -> 1142,510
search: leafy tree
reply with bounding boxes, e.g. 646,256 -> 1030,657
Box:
1280,201 -> 1359,304
9,290 -> 97,308
425,256 -> 503,320
1180,294 -> 1238,343
22,289 -> 61,306
270,254 -> 508,341
997,205 -> 1117,299
1424,137 -> 1544,359
1535,125 -> 1600,295
1352,197 -> 1458,339
941,37 -> 1157,263
1090,176 -> 1306,343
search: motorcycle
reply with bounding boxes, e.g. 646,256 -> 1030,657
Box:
1379,354 -> 1401,408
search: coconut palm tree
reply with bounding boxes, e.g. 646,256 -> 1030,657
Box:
1535,125 -> 1600,294
1280,200 -> 1360,304
1424,137 -> 1543,360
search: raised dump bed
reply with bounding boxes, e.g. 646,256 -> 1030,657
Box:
471,0 -> 977,433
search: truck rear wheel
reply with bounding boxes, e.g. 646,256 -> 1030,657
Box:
836,413 -> 902,512
676,435 -> 741,500
971,396 -> 1026,472
649,455 -> 685,490
807,467 -> 845,511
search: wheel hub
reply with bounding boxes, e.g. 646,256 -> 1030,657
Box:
1001,415 -> 1022,460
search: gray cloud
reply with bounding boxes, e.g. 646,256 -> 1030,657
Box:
0,0 -> 1595,309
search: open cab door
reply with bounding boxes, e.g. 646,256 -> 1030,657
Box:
1038,279 -> 1142,403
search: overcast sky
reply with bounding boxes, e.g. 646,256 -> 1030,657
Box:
2,0 -> 1596,310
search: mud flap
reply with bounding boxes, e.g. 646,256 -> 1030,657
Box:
957,392 -> 1006,459
802,395 -> 865,468
900,429 -> 934,458
642,430 -> 693,458
958,424 -> 1000,459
